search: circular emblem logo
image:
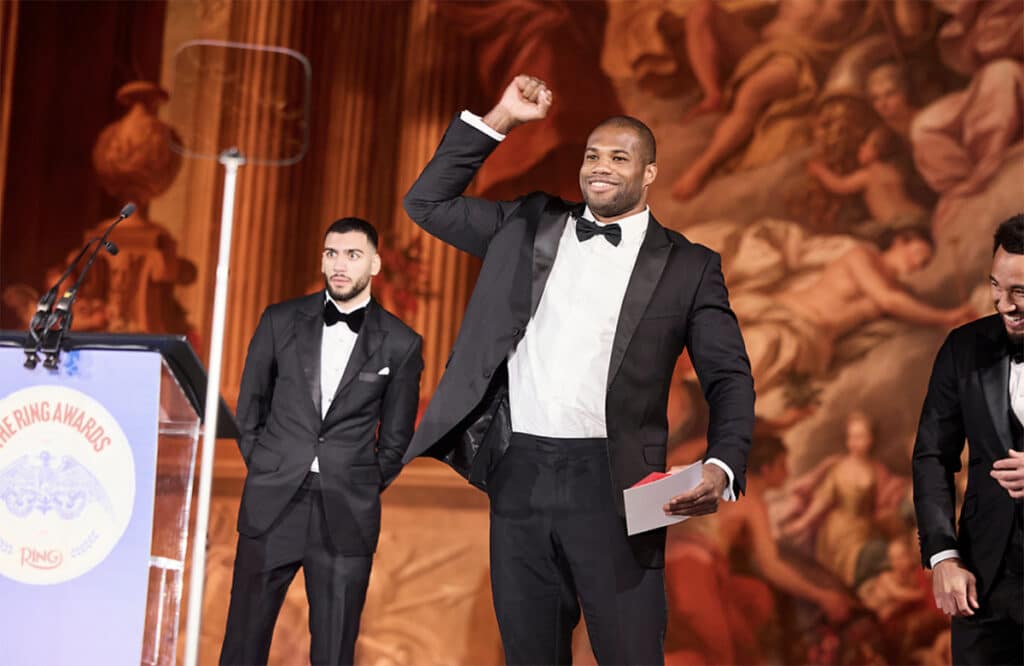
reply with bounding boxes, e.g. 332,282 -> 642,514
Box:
0,385 -> 135,585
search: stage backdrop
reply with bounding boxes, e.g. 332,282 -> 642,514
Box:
1,1 -> 1022,664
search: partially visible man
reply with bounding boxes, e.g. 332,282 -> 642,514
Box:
912,214 -> 1024,666
220,218 -> 423,665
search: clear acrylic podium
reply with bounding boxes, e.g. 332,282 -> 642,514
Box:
0,332 -> 237,666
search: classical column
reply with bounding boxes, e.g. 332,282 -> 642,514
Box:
161,0 -> 322,402
390,0 -> 479,396
293,0 -> 415,289
154,0 -> 242,372
215,0 -> 317,400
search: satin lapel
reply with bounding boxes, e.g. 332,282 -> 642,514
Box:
329,300 -> 386,409
295,295 -> 325,418
979,329 -> 1014,453
607,217 -> 672,389
530,202 -> 578,318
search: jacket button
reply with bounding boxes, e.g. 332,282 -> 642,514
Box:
317,436 -> 325,443
483,369 -> 492,378
512,327 -> 520,336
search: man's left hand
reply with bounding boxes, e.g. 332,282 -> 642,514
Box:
991,450 -> 1024,498
663,463 -> 728,517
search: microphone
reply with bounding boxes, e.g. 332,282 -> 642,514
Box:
116,202 -> 136,220
32,203 -> 136,370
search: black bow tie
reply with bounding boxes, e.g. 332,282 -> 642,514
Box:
324,301 -> 365,333
1008,335 -> 1024,364
575,216 -> 622,246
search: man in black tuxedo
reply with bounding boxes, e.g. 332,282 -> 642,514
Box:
219,217 -> 423,666
913,214 -> 1024,666
401,75 -> 755,664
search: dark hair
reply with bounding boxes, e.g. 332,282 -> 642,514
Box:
592,115 -> 656,164
993,213 -> 1024,255
876,224 -> 933,251
325,217 -> 378,249
747,433 -> 787,475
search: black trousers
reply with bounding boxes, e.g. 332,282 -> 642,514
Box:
487,433 -> 666,666
952,503 -> 1023,666
220,473 -> 372,666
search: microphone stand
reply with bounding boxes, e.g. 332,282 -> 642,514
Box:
183,148 -> 244,666
23,238 -> 100,369
33,203 -> 135,370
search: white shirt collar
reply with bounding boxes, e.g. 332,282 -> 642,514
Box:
580,205 -> 649,247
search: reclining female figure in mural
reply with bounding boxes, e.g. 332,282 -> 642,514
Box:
665,433 -> 854,665
714,220 -> 975,418
671,0 -> 926,200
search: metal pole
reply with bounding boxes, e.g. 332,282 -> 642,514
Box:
183,147 -> 245,666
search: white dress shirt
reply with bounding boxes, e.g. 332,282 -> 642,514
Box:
930,356 -> 1024,568
460,111 -> 736,499
311,293 -> 369,473
508,205 -> 648,438
1011,358 -> 1024,426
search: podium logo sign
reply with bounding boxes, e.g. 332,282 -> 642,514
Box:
0,385 -> 135,585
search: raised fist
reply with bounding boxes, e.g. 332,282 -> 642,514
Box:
482,75 -> 553,134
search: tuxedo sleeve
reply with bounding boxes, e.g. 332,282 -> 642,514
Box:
377,334 -> 424,489
235,307 -> 278,465
403,116 -> 524,258
912,334 -> 965,568
686,251 -> 755,495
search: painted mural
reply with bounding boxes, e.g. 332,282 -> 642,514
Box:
450,1 -> 1022,664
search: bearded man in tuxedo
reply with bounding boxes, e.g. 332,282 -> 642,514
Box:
220,217 -> 423,665
913,214 -> 1024,666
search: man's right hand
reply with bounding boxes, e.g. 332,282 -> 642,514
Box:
931,558 -> 979,617
482,75 -> 553,134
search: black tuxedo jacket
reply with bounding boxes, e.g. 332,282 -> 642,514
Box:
400,117 -> 755,565
235,292 -> 422,556
913,314 -> 1022,596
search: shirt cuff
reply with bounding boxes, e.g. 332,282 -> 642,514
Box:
706,458 -> 736,501
460,110 -> 506,142
929,549 -> 960,568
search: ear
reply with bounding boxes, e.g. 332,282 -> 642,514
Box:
370,252 -> 382,277
643,163 -> 658,188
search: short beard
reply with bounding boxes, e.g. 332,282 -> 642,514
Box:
324,274 -> 370,303
582,187 -> 642,221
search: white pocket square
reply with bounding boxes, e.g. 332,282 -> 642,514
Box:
377,367 -> 390,376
